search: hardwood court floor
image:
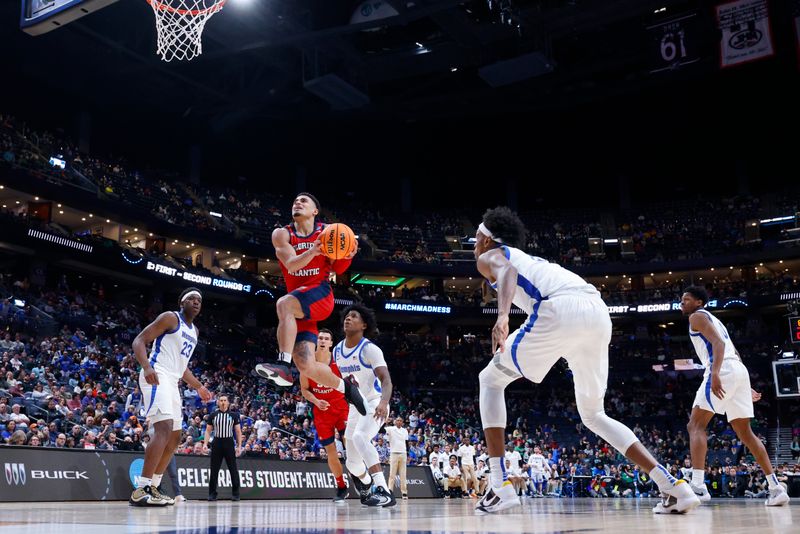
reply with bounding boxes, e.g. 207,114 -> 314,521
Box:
0,497 -> 795,534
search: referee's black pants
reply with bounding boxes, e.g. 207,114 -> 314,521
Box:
209,438 -> 240,497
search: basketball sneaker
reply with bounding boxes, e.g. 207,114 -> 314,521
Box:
364,486 -> 396,507
153,485 -> 175,505
333,487 -> 349,503
351,475 -> 373,504
255,361 -> 293,387
174,495 -> 187,503
652,480 -> 701,514
342,376 -> 367,416
765,485 -> 790,506
475,482 -> 520,514
129,485 -> 169,507
689,482 -> 711,502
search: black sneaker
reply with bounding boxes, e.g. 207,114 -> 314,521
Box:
364,486 -> 396,508
231,495 -> 240,501
351,475 -> 373,504
343,376 -> 367,415
255,361 -> 293,387
208,494 -> 217,501
333,487 -> 348,503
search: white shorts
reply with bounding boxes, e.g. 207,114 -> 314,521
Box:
491,295 -> 611,400
344,397 -> 384,442
139,372 -> 182,431
532,471 -> 546,483
693,359 -> 753,420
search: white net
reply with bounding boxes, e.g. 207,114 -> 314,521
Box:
147,0 -> 226,62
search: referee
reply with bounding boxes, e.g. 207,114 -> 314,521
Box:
203,395 -> 242,501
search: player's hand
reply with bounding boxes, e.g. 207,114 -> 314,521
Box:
142,366 -> 159,386
236,446 -> 242,457
751,388 -> 761,402
307,238 -> 324,258
202,445 -> 209,455
316,399 -> 330,411
344,239 -> 358,260
710,373 -> 726,399
492,315 -> 509,354
198,386 -> 213,403
374,400 -> 389,422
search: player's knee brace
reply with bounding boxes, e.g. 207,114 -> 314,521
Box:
575,394 -> 638,453
478,364 -> 512,429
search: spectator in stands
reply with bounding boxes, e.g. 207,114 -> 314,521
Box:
8,404 -> 30,429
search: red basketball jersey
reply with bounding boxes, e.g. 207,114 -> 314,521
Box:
309,358 -> 345,403
279,221 -> 331,292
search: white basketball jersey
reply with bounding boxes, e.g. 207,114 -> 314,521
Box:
148,311 -> 198,381
689,309 -> 739,375
529,453 -> 546,472
333,337 -> 387,402
490,245 -> 598,315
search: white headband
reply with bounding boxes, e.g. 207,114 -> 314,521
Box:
181,290 -> 202,303
478,222 -> 504,244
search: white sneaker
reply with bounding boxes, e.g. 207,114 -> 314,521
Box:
475,482 -> 521,515
765,485 -> 790,507
689,483 -> 711,503
174,495 -> 187,503
653,480 -> 701,514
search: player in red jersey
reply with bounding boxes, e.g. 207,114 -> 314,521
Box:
300,328 -> 350,502
255,193 -> 366,415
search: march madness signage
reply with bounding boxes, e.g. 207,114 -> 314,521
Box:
0,447 -> 439,501
716,0 -> 775,68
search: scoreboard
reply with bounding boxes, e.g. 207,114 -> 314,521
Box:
20,0 -> 119,36
790,316 -> 800,344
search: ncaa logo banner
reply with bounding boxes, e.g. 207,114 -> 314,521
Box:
717,0 -> 775,68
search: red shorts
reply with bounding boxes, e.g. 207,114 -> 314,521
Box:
313,398 -> 349,446
290,282 -> 334,344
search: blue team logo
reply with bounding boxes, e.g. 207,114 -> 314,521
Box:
129,459 -> 144,488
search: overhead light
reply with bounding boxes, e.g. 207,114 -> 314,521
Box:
266,259 -> 270,262
134,228 -> 138,231
710,268 -> 714,271
242,255 -> 245,259
186,245 -> 190,249
0,185 -> 3,189
416,42 -> 423,48
149,233 -> 153,237
106,219 -> 110,223
59,210 -> 64,214
605,275 -> 608,279
452,277 -> 455,280
89,214 -> 93,218
650,273 -> 654,276
215,251 -> 219,255
34,196 -> 39,200
81,217 -> 86,221
191,243 -> 195,247
57,204 -> 61,207
227,251 -> 231,254
124,230 -> 129,233
780,260 -> 784,264
668,271 -> 672,275
450,67 -> 458,72
15,201 -> 19,205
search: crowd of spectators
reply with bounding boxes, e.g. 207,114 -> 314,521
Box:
1,269 -> 797,501
4,113 -> 800,269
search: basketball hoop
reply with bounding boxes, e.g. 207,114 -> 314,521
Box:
146,0 -> 226,62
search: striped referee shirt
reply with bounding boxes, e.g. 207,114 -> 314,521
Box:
209,410 -> 240,439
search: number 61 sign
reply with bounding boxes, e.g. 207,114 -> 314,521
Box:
647,12 -> 703,74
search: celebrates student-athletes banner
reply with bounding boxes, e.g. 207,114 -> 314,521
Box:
716,0 -> 775,68
0,447 -> 439,502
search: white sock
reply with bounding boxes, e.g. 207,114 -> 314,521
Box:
372,472 -> 388,491
649,465 -> 677,490
358,471 -> 372,484
334,378 -> 345,393
489,457 -> 506,488
767,473 -> 780,489
137,476 -> 151,489
278,351 -> 292,364
151,474 -> 163,488
692,468 -> 705,486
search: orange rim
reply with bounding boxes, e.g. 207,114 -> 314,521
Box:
147,0 -> 225,16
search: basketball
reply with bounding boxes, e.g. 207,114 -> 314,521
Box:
320,223 -> 356,260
